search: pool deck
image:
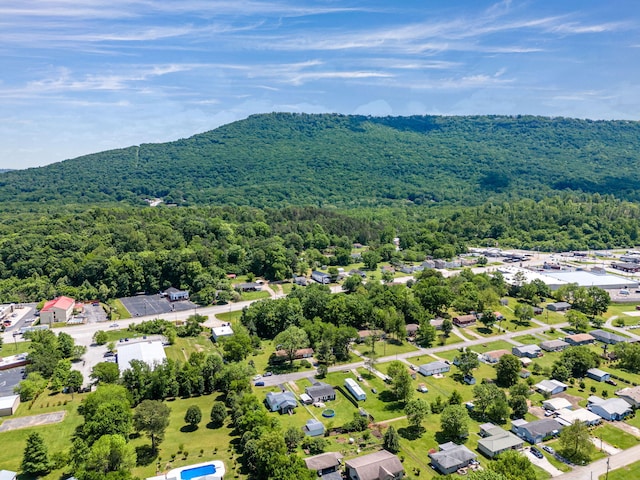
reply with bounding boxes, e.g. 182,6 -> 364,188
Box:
146,460 -> 225,480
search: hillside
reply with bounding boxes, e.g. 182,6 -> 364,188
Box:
1,113 -> 640,207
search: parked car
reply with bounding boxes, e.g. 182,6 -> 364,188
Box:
264,371 -> 273,377
542,445 -> 555,455
530,447 -> 543,459
254,381 -> 265,387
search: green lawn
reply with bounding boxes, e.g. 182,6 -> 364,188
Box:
1,340 -> 31,355
593,424 -> 639,450
513,334 -> 544,344
164,335 -> 217,362
601,459 -> 640,480
214,310 -> 242,324
357,339 -> 419,357
238,290 -> 271,301
110,299 -> 132,319
470,340 -> 517,354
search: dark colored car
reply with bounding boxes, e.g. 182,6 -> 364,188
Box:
254,381 -> 265,387
530,447 -> 543,459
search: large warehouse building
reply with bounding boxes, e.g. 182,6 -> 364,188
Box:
117,341 -> 167,373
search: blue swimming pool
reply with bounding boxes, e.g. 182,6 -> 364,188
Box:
180,464 -> 216,480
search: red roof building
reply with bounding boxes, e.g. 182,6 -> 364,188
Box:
40,296 -> 75,325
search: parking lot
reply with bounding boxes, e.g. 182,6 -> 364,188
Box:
80,303 -> 108,324
120,294 -> 198,317
0,367 -> 24,396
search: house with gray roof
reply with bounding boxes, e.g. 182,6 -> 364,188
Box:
589,329 -> 628,345
511,418 -> 563,444
616,386 -> 640,408
540,339 -> 569,352
265,391 -> 297,413
477,426 -> 523,458
512,344 -> 542,358
418,361 -> 450,377
535,379 -> 568,395
589,398 -> 632,421
429,443 -> 477,475
586,368 -> 610,382
304,452 -> 343,480
345,449 -> 404,480
547,302 -> 572,312
303,419 -> 326,437
305,381 -> 336,403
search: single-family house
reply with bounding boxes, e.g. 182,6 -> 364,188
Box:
345,378 -> 367,401
303,419 -> 326,437
533,306 -> 544,315
357,330 -> 384,343
345,449 -> 404,480
211,325 -> 234,342
294,276 -> 308,286
535,379 -> 568,395
589,398 -> 632,421
542,398 -> 572,412
0,395 -> 20,416
304,452 -> 343,480
547,302 -> 572,312
512,344 -> 542,358
453,314 -> 477,328
349,269 -> 367,278
165,287 -> 189,301
511,418 -> 563,444
565,333 -> 595,346
405,324 -> 420,337
312,271 -> 331,284
429,442 -> 477,475
265,391 -> 298,413
616,386 -> 640,408
480,350 -> 510,364
418,361 -> 450,377
477,426 -> 524,458
556,408 -> 601,427
305,382 -> 336,403
430,318 -> 444,330
39,296 -> 75,325
540,340 -> 569,352
586,368 -> 611,382
274,348 -> 315,360
519,369 -> 531,379
235,282 -> 262,292
589,329 -> 628,345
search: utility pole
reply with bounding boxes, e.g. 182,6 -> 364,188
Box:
606,457 -> 610,480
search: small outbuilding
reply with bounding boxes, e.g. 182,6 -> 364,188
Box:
586,368 -> 611,383
0,395 -> 19,416
303,419 -> 325,437
211,325 -> 234,342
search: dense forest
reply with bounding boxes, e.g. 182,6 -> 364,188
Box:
1,113 -> 640,207
0,193 -> 638,303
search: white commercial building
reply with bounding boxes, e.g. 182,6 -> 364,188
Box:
117,341 -> 167,373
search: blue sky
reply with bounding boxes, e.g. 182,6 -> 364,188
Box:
1,0 -> 639,169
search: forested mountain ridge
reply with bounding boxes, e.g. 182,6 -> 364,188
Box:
1,113 -> 640,208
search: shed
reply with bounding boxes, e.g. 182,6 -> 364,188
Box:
300,393 -> 313,404
0,395 -> 20,417
418,361 -> 450,377
586,368 -> 611,382
211,325 -> 234,341
303,419 -> 325,437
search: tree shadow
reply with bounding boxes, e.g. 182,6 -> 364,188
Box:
180,424 -> 199,433
378,391 -> 397,403
434,431 -> 469,445
206,421 -> 223,430
136,445 -> 157,466
398,425 -> 423,440
477,327 -> 493,335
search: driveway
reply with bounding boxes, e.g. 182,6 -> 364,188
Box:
524,448 -> 564,477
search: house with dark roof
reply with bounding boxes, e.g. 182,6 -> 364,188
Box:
453,314 -> 477,328
345,450 -> 404,480
405,323 -> 419,337
305,381 -> 336,403
304,452 -> 343,480
589,329 -> 628,345
234,282 -> 262,292
429,442 -> 477,475
511,418 -> 563,444
265,391 -> 297,413
540,339 -> 569,352
547,302 -> 572,312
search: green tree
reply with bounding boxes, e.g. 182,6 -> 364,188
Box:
565,310 -> 589,332
133,400 -> 171,452
274,325 -> 309,366
184,405 -> 202,428
387,360 -> 414,403
480,310 -> 497,330
79,384 -> 133,445
440,404 -> 469,440
404,398 -> 430,430
557,346 -> 599,378
362,250 -> 381,270
93,330 -> 108,345
558,420 -> 595,464
21,432 -> 51,477
490,450 -> 536,480
441,318 -> 453,337
474,383 -> 510,422
509,395 -> 528,419
220,326 -> 253,362
416,320 -> 437,347
496,354 -> 521,387
614,342 -> 640,373
513,303 -> 533,326
383,426 -> 400,453
66,370 -> 84,396
284,426 -> 305,453
85,434 -> 137,474
210,401 -> 227,428
456,350 -> 479,377
50,358 -> 72,392
90,362 -> 120,384
343,275 -> 363,293
449,390 -> 463,405
14,372 -> 48,401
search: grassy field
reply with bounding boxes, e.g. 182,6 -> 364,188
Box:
593,424 -> 639,450
238,290 -> 271,301
1,340 -> 31,355
109,299 -> 132,320
601,459 -> 640,480
164,335 -> 218,362
214,310 -> 242,324
356,339 -> 419,358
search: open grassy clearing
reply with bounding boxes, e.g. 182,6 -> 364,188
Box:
356,339 -> 419,357
593,424 -> 639,450
238,290 -> 271,301
602,459 -> 640,480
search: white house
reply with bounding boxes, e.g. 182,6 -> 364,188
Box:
512,345 -> 541,358
418,361 -> 450,376
535,379 -> 568,395
211,325 -> 234,342
556,408 -> 601,427
589,398 -> 632,421
345,378 -> 366,401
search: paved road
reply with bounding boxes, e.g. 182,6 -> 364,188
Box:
555,443 -> 640,479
